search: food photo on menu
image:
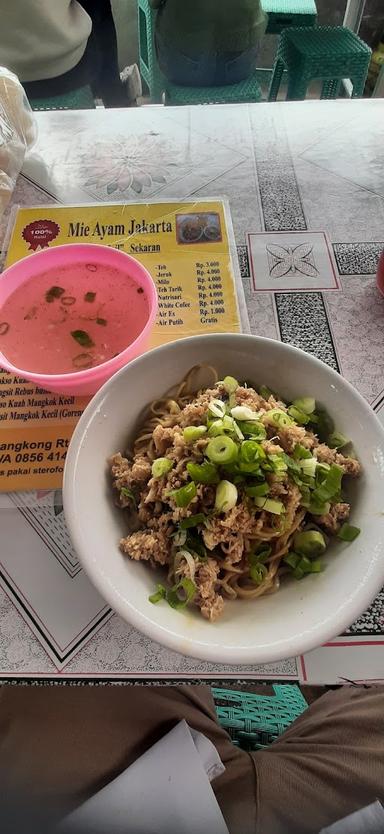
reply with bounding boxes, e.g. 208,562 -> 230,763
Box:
0,2 -> 384,833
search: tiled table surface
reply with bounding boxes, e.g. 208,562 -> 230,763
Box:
1,99 -> 383,683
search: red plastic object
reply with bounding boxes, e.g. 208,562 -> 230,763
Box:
376,249 -> 384,297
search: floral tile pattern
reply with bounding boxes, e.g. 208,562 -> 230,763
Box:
248,232 -> 339,293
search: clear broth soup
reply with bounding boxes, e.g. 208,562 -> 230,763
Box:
0,261 -> 149,374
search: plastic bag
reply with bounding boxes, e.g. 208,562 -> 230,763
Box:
0,67 -> 37,219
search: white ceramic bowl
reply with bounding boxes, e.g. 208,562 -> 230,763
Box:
63,334 -> 384,665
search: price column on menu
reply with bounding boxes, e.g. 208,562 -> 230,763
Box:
195,261 -> 226,325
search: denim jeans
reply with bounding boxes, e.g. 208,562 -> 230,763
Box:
155,32 -> 260,86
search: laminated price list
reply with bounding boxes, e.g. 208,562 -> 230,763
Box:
1,198 -> 242,491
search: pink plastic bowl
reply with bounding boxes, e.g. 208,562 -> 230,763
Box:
0,244 -> 158,396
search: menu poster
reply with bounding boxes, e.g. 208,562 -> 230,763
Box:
0,199 -> 246,492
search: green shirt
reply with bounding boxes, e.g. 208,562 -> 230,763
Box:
150,0 -> 267,56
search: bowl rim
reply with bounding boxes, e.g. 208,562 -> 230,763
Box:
0,243 -> 158,382
63,332 -> 384,664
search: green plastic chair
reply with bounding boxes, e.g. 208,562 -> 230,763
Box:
268,25 -> 371,101
163,72 -> 263,105
263,0 -> 317,35
138,0 -> 262,105
212,684 -> 307,750
29,85 -> 95,111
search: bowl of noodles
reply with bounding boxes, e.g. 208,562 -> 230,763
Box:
63,334 -> 384,664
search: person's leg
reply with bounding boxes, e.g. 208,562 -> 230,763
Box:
22,34 -> 100,99
253,685 -> 384,834
0,685 -> 256,833
80,0 -> 126,106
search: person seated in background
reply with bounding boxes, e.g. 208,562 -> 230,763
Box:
150,0 -> 267,86
0,0 -> 126,107
1,685 -> 383,834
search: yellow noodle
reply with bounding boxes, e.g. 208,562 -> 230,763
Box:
118,364 -> 333,617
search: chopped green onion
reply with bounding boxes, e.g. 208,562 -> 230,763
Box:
299,457 -> 317,478
215,480 -> 238,513
186,461 -> 219,485
254,497 -> 284,515
287,406 -> 310,425
179,513 -> 206,530
268,454 -> 288,473
231,405 -> 259,421
208,419 -> 226,437
260,385 -> 273,400
240,440 -> 266,463
292,397 -> 316,415
328,431 -> 349,449
208,416 -> 237,437
170,482 -> 197,508
316,462 -> 331,477
233,421 -> 245,442
149,584 -> 167,604
173,529 -> 187,547
245,482 -> 270,497
293,566 -> 305,580
294,530 -> 327,557
72,352 -> 93,369
208,398 -> 226,418
186,532 -> 207,560
238,440 -> 269,476
206,436 -> 238,465
45,285 -> 65,302
312,409 -> 334,442
284,552 -> 300,569
222,375 -> 239,393
311,559 -> 324,573
183,425 -> 207,444
222,415 -> 236,430
120,486 -> 136,504
173,550 -> 196,580
151,457 -> 173,478
71,329 -> 94,348
249,544 -> 272,564
293,444 -> 312,460
311,464 -> 343,505
337,523 -> 361,542
166,578 -> 197,610
262,409 -> 294,428
241,421 -> 267,439
249,563 -> 268,584
290,472 -> 304,489
299,485 -> 311,506
297,556 -> 313,574
301,475 -> 316,489
309,500 -> 331,516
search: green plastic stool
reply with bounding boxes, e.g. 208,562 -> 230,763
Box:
212,685 -> 307,750
163,71 -> 262,105
138,0 -> 262,105
262,0 -> 317,35
268,25 -> 371,101
29,85 -> 95,111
